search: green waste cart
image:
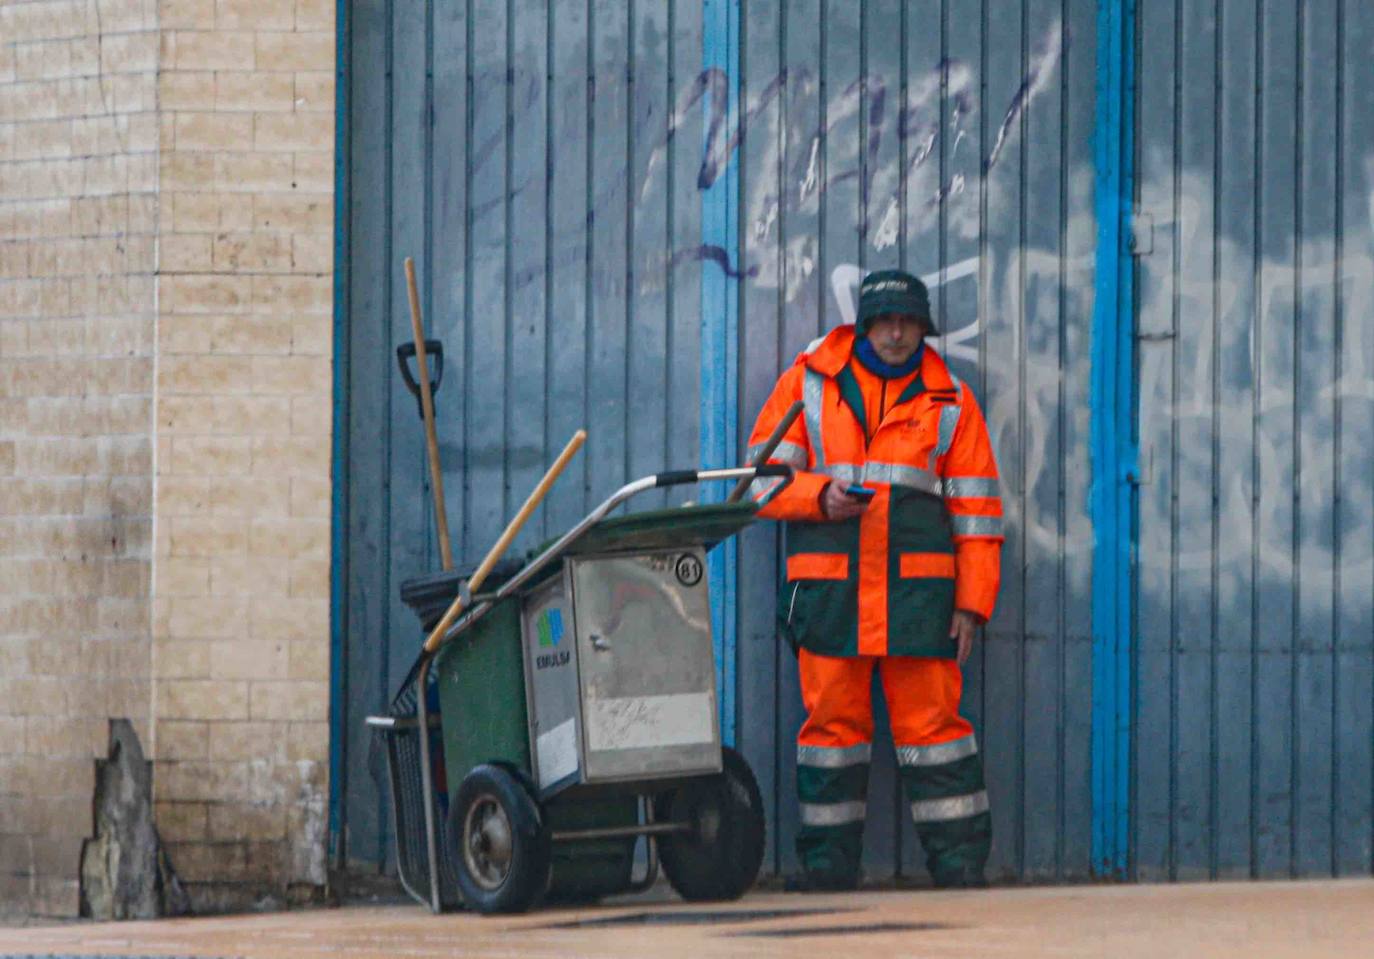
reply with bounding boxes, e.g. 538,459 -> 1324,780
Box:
368,465 -> 790,914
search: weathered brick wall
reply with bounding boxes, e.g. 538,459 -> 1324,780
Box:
0,0 -> 159,919
151,0 -> 334,913
0,0 -> 334,918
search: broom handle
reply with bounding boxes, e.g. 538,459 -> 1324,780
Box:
726,400 -> 804,503
404,257 -> 454,570
423,430 -> 586,654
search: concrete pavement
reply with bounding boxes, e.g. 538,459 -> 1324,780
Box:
2,879 -> 1371,959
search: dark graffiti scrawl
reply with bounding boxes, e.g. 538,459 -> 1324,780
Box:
462,20 -> 1066,288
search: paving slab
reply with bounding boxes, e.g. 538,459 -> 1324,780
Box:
2,879 -> 1371,959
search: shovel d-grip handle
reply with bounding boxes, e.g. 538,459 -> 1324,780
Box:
396,340 -> 444,417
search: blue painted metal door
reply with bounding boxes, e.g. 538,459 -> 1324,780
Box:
1129,0 -> 1374,880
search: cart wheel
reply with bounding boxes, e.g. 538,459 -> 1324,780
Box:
657,746 -> 766,901
447,764 -> 550,914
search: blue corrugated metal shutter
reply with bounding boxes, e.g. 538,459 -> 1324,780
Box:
332,0 -> 1374,885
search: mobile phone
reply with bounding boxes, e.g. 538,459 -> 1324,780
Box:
844,484 -> 876,502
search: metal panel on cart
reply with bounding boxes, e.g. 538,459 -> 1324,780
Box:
568,550 -> 722,783
521,577 -> 583,795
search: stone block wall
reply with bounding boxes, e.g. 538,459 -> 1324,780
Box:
150,0 -> 334,913
0,0 -> 334,918
0,0 -> 159,919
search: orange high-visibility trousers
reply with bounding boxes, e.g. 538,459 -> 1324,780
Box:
795,649 -> 991,885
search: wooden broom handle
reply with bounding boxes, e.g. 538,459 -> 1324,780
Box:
422,430 -> 587,654
726,400 -> 804,503
405,257 -> 454,570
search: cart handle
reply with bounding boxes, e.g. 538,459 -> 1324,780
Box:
431,464 -> 792,652
654,463 -> 790,487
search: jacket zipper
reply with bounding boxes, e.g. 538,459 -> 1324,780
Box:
862,380 -> 888,445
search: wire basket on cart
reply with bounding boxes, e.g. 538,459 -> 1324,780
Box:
370,667 -> 463,911
369,561 -> 524,911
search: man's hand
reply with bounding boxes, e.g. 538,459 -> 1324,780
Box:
949,609 -> 982,667
820,482 -> 870,521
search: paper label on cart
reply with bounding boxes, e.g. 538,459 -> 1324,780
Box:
585,692 -> 715,751
536,718 -> 579,788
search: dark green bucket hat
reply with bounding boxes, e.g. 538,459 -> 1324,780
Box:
857,269 -> 938,336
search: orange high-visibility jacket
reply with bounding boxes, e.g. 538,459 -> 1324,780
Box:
748,325 -> 1003,658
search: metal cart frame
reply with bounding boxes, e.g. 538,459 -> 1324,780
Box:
368,464 -> 788,912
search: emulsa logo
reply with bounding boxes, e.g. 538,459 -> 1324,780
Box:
535,608 -> 570,669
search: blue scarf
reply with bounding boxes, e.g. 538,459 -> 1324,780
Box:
853,335 -> 924,379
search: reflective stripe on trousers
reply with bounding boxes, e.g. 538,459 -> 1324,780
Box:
798,742 -> 872,768
895,733 -> 978,767
800,800 -> 868,827
910,790 -> 990,823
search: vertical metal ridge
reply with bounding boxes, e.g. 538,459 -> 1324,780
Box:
1089,0 -> 1135,880
583,0 -> 595,506
423,0 -> 436,543
1209,0 -> 1225,883
379,0 -> 398,861
463,0 -> 476,547
328,0 -> 353,862
701,0 -> 741,743
1055,0 -> 1070,881
1330,0 -> 1345,879
937,0 -> 947,336
424,0 -> 435,401
504,0 -> 515,522
543,0 -> 555,513
1167,0 -> 1182,883
1013,0 -> 1028,877
818,0 -> 828,337
897,0 -> 908,267
663,0 -> 676,486
730,0 -> 746,740
1290,0 -> 1304,880
382,0 -> 397,724
1248,0 -> 1263,881
775,0 -> 787,382
625,0 -> 635,487
1122,0 -> 1138,880
858,0 -> 866,266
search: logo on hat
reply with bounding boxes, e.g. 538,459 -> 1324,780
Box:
861,278 -> 915,295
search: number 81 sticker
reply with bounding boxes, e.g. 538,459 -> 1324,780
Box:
675,553 -> 703,587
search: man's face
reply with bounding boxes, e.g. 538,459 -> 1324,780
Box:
866,313 -> 926,366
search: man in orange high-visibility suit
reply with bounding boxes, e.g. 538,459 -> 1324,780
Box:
746,269 -> 1003,891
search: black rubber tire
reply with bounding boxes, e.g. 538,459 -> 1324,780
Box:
447,764 -> 551,914
657,747 -> 766,901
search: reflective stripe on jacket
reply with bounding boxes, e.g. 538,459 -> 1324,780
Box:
748,325 -> 1003,657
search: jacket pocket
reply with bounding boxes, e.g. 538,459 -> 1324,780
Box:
897,552 -> 956,578
786,552 -> 850,581
779,577 -> 858,657
781,521 -> 860,656
888,551 -> 957,658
